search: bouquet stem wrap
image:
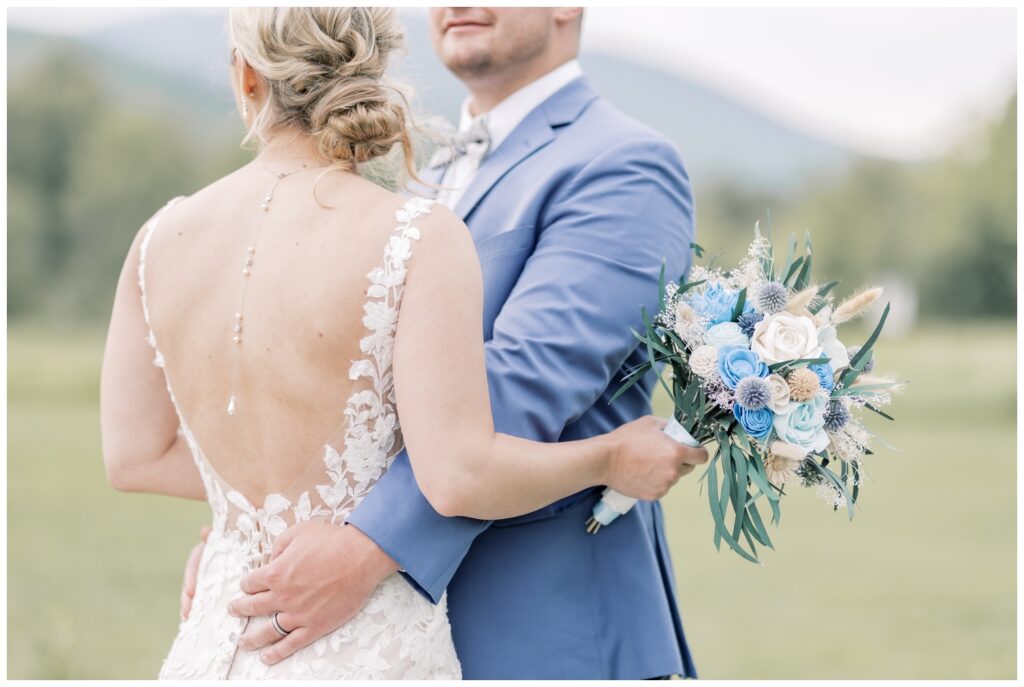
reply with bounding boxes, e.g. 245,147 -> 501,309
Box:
585,416 -> 700,534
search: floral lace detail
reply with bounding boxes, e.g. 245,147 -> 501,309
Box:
139,196 -> 459,679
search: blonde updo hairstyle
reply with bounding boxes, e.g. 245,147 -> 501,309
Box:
228,7 -> 416,181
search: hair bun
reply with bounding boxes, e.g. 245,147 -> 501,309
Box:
229,7 -> 413,171
310,77 -> 408,165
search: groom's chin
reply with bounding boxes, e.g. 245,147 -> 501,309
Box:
440,41 -> 496,78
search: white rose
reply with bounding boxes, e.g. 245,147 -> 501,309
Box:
766,373 -> 791,413
750,312 -> 822,364
689,345 -> 719,379
817,324 -> 850,369
705,322 -> 749,348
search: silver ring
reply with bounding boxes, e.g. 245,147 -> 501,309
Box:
271,612 -> 291,637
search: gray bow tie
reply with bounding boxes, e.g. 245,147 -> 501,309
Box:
429,118 -> 492,169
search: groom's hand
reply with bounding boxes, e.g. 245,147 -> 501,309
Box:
227,520 -> 400,665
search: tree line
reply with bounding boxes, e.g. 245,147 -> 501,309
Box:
8,49 -> 1015,324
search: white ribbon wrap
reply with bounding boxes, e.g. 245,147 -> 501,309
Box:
588,416 -> 700,529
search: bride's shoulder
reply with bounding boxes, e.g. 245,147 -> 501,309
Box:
398,198 -> 479,288
135,168 -> 231,235
403,198 -> 474,254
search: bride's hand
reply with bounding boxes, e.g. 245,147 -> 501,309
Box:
602,416 -> 708,500
180,525 -> 211,621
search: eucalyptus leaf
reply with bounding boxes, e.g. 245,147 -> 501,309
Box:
778,233 -> 798,283
676,279 -> 707,297
731,287 -> 748,320
747,500 -> 774,549
864,403 -> 895,421
769,356 -> 831,374
794,247 -> 813,291
848,302 -> 891,371
810,280 -> 840,314
783,256 -> 804,285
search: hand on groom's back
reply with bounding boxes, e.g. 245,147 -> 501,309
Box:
180,525 -> 210,621
215,520 -> 399,665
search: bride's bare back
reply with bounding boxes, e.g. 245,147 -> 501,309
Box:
143,165 -> 409,504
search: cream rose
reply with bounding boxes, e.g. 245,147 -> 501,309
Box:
765,373 -> 791,413
689,345 -> 719,379
750,311 -> 822,364
770,440 -> 809,462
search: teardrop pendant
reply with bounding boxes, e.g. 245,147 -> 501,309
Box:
227,394 -> 237,416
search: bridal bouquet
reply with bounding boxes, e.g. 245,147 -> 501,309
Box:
587,226 -> 903,563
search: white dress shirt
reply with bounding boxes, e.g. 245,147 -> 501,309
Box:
437,59 -> 584,210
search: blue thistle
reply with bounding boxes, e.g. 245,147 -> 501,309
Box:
755,281 -> 788,314
737,311 -> 764,337
824,399 -> 851,431
734,376 -> 773,411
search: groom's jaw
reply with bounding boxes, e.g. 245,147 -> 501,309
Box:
428,7 -> 583,113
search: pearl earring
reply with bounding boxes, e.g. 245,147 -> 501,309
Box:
242,95 -> 249,118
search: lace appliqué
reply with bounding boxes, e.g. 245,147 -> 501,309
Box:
140,196 -> 459,679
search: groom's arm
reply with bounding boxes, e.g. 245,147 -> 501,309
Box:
347,136 -> 694,603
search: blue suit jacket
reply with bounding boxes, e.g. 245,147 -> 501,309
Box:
347,77 -> 697,679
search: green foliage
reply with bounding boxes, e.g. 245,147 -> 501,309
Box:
7,48 -> 244,322
6,38 -> 1015,325
8,50 -> 106,317
61,110 -> 198,318
694,96 -> 1016,319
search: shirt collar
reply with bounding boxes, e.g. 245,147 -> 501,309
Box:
457,59 -> 584,151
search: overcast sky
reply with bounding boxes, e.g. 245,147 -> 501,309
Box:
7,6 -> 1017,160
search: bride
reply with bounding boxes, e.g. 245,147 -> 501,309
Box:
100,7 -> 703,680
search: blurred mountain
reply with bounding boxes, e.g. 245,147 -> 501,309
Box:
8,9 -> 857,192
8,25 -> 239,146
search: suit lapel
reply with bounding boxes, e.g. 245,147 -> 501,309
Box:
452,77 -> 600,220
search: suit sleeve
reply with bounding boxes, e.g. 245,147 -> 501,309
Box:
346,136 -> 694,603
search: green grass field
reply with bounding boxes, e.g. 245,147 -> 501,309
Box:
7,322 -> 1016,678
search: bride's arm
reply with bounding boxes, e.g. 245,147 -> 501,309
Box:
393,209 -> 691,520
100,226 -> 206,500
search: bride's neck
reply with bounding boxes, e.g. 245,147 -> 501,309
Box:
256,130 -> 324,166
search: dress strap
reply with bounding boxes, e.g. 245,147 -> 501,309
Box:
137,196 -> 186,368
350,196 -> 434,381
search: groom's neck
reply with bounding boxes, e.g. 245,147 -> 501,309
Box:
465,52 -> 576,116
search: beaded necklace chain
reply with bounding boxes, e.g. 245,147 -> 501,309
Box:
226,160 -> 325,416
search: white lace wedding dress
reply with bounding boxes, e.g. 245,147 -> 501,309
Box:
140,196 -> 462,679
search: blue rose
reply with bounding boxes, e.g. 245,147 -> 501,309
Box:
809,363 -> 835,392
773,395 -> 829,452
733,404 -> 774,440
717,346 -> 770,389
687,283 -> 739,326
706,322 -> 749,348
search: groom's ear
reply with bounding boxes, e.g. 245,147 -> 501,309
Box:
553,7 -> 584,32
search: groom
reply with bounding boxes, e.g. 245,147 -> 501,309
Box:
184,7 -> 699,679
